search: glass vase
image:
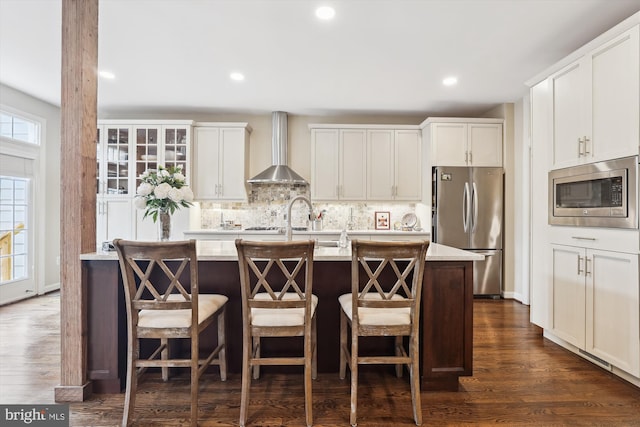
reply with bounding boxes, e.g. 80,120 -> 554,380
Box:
159,210 -> 171,241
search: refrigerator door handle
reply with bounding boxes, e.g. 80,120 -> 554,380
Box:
472,181 -> 478,233
463,182 -> 470,232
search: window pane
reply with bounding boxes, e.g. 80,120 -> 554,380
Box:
0,111 -> 39,144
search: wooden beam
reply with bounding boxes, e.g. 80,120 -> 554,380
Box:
55,0 -> 98,402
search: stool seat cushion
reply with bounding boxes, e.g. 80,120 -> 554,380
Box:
251,292 -> 318,327
338,293 -> 410,326
138,294 -> 229,328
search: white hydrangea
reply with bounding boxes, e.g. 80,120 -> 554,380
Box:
180,186 -> 194,202
173,172 -> 185,182
168,187 -> 183,203
136,182 -> 154,196
154,182 -> 172,199
134,197 -> 147,210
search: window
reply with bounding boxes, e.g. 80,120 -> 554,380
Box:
0,176 -> 29,284
0,111 -> 40,145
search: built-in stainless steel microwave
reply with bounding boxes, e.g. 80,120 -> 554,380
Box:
549,156 -> 638,228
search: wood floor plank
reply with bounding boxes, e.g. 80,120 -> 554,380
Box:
1,294 -> 639,426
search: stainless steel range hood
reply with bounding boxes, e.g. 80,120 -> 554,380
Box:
248,111 -> 308,185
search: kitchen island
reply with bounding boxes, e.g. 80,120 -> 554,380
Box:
81,241 -> 481,393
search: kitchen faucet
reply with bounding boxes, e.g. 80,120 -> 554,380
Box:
285,195 -> 313,241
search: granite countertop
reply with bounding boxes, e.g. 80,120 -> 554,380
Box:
81,241 -> 483,262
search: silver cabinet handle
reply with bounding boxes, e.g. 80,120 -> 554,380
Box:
585,257 -> 592,276
584,136 -> 591,154
578,137 -> 584,157
464,151 -> 468,163
571,236 -> 596,241
469,151 -> 472,164
578,256 -> 584,275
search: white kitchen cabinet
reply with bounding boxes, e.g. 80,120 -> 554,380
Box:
310,128 -> 366,200
367,129 -> 421,201
132,124 -> 190,188
427,119 -> 503,167
529,79 -> 553,329
96,198 -> 133,248
96,125 -> 132,197
550,25 -> 639,169
192,123 -> 251,201
550,243 -> 640,377
95,120 -> 194,246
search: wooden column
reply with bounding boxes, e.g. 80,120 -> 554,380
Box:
54,0 -> 98,402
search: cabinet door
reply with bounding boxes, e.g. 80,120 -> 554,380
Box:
468,123 -> 502,166
589,26 -> 640,162
339,129 -> 366,200
133,126 -> 161,189
550,244 -> 586,348
162,125 -> 189,178
430,122 -> 467,166
192,127 -> 221,199
586,249 -> 639,377
551,60 -> 587,168
219,128 -> 248,200
100,126 -> 132,196
96,198 -> 133,248
367,129 -> 394,200
311,129 -> 340,200
394,130 -> 421,200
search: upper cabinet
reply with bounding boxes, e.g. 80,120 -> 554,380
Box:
367,129 -> 421,200
96,124 -> 132,197
311,128 -> 367,200
192,123 -> 251,201
550,25 -> 639,169
425,118 -> 503,167
309,124 -> 421,202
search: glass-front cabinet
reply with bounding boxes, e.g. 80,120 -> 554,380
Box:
96,125 -> 131,196
95,120 -> 193,247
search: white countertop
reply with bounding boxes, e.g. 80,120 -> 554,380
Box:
81,241 -> 483,262
183,228 -> 430,236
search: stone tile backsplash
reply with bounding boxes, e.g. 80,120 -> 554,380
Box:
199,184 -> 421,231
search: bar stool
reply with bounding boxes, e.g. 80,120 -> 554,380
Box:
339,239 -> 429,426
114,239 -> 228,427
235,239 -> 317,427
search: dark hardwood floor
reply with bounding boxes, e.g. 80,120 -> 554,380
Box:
1,292 -> 639,426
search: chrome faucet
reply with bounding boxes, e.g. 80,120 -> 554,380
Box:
286,195 -> 313,241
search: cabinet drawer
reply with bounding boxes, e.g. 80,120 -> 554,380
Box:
549,226 -> 639,253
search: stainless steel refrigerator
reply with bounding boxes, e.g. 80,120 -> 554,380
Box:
432,166 -> 504,296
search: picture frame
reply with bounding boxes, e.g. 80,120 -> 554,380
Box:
374,211 -> 390,230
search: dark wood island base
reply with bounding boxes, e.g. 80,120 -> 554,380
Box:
83,245 -> 475,394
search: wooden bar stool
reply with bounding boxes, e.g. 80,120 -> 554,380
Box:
339,239 -> 429,426
235,239 -> 317,427
114,239 -> 228,427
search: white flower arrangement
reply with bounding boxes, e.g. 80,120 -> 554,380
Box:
135,165 -> 194,222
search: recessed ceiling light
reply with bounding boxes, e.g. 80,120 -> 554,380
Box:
443,76 -> 458,86
99,70 -> 115,79
230,72 -> 245,81
315,6 -> 335,20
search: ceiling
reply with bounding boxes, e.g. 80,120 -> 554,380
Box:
1,0 -> 640,117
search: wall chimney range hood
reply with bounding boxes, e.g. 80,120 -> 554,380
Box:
247,111 -> 308,185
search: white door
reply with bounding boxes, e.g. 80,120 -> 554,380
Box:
551,60 -> 586,168
0,173 -> 35,305
430,122 -> 467,166
468,123 -> 502,167
586,249 -> 640,376
311,129 -> 340,200
367,129 -> 394,200
551,244 -> 586,348
394,130 -> 421,200
219,128 -> 247,200
339,129 -> 366,200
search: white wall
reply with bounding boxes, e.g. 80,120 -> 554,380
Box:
0,83 -> 61,292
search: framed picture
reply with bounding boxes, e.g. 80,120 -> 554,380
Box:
375,211 -> 390,230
